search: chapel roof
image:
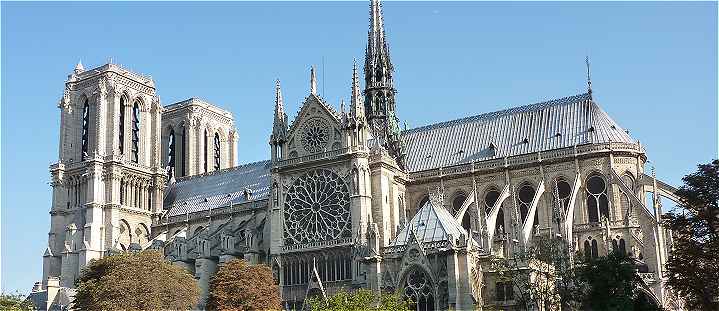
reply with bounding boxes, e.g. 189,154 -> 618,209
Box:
389,198 -> 469,247
164,160 -> 271,217
401,93 -> 635,172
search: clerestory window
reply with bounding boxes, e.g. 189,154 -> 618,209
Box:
586,174 -> 609,222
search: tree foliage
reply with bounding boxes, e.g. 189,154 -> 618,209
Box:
306,289 -> 409,311
493,237 -> 578,310
493,237 -> 661,310
0,292 -> 33,311
73,250 -> 199,311
207,259 -> 281,311
574,252 -> 650,311
664,159 -> 719,310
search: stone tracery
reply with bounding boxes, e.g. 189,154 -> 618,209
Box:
283,169 -> 351,245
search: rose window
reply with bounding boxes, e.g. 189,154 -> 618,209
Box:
284,169 -> 351,245
300,118 -> 330,153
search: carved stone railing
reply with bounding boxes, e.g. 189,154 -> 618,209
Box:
274,147 -> 351,168
573,222 -> 603,232
409,142 -> 645,181
281,237 -> 354,253
639,272 -> 657,285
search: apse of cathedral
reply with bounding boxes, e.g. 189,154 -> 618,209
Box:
33,0 -> 684,310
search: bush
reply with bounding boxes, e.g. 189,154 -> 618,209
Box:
207,259 -> 281,311
73,250 -> 199,310
306,288 -> 409,311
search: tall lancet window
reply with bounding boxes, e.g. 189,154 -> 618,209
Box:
181,125 -> 186,177
81,98 -> 89,158
167,129 -> 176,177
203,129 -> 208,173
131,102 -> 140,163
214,133 -> 221,171
119,97 -> 125,154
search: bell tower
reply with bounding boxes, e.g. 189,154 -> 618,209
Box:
43,62 -> 166,292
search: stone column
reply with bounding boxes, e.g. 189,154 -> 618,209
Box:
195,257 -> 218,309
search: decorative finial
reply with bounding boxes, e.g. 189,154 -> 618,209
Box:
275,79 -> 284,114
340,99 -> 345,114
310,65 -> 317,95
586,56 -> 592,98
74,60 -> 85,73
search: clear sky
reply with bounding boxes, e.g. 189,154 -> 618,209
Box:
1,1 -> 716,294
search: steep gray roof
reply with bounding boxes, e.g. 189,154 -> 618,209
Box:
390,199 -> 468,247
402,93 -> 635,172
164,160 -> 271,217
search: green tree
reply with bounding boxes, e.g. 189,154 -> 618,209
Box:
207,259 -> 281,311
574,252 -> 643,310
0,292 -> 33,311
493,237 -> 580,310
306,289 -> 409,311
664,159 -> 719,310
73,250 -> 199,311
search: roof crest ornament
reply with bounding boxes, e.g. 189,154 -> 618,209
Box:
586,56 -> 592,99
310,65 -> 318,95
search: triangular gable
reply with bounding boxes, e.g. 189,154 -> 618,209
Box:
287,94 -> 342,139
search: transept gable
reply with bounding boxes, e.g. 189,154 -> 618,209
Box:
285,94 -> 344,158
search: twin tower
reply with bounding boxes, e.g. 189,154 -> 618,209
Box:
43,62 -> 237,291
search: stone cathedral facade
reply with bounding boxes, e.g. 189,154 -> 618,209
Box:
34,1 -> 685,310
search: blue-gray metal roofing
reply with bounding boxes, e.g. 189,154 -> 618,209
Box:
164,160 -> 272,217
402,93 -> 635,172
390,199 -> 468,247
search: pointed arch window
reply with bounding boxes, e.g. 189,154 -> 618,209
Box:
584,236 -> 599,260
180,125 -> 187,177
612,237 -> 627,255
554,177 -> 572,223
167,129 -> 176,177
517,183 -> 538,227
119,96 -> 125,154
131,102 -> 140,163
586,174 -> 609,222
81,98 -> 90,158
203,129 -> 208,173
484,188 -> 503,236
214,133 -> 221,171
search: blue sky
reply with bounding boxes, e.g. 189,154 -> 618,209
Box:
1,1 -> 716,293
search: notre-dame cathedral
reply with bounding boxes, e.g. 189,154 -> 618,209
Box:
33,0 -> 684,310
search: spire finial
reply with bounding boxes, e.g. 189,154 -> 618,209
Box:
310,65 -> 317,95
74,60 -> 85,73
275,79 -> 284,115
586,56 -> 592,98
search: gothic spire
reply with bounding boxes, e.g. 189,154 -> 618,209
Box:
351,59 -> 364,118
275,79 -> 285,117
365,0 -> 394,90
271,79 -> 288,145
310,65 -> 318,95
362,0 -> 404,168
